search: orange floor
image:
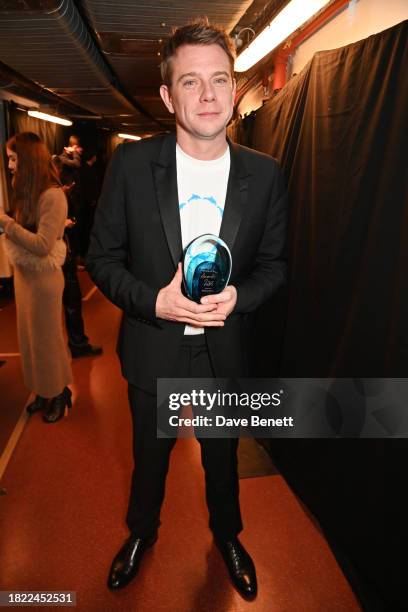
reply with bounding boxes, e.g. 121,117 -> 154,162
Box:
0,273 -> 361,611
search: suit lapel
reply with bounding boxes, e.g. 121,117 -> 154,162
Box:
152,133 -> 182,269
219,139 -> 251,253
152,134 -> 251,269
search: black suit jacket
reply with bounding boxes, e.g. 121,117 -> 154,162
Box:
86,132 -> 287,393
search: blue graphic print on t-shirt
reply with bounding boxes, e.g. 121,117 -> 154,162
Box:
179,193 -> 224,217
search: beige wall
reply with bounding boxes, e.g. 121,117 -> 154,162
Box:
292,0 -> 408,75
237,81 -> 264,118
238,0 -> 408,116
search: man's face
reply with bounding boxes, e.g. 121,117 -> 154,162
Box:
6,148 -> 17,174
160,44 -> 236,141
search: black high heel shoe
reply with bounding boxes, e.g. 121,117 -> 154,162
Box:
42,387 -> 72,424
26,395 -> 49,414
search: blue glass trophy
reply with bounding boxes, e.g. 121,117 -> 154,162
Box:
183,234 -> 232,303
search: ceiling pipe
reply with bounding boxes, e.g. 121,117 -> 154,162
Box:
237,0 -> 350,100
67,0 -> 166,127
0,61 -> 88,117
272,49 -> 289,91
272,0 -> 350,91
0,0 -> 165,128
289,0 -> 351,52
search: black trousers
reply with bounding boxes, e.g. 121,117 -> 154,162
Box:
62,242 -> 88,350
126,334 -> 242,540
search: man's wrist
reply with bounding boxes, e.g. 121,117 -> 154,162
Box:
155,287 -> 164,319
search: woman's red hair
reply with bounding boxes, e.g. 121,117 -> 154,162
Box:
6,132 -> 61,230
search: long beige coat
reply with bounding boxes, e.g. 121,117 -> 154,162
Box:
0,187 -> 72,398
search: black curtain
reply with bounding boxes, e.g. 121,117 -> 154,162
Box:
251,20 -> 408,377
236,21 -> 408,611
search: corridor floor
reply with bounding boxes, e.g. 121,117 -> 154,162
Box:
0,273 -> 360,612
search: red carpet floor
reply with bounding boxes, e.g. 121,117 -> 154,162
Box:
0,273 -> 361,611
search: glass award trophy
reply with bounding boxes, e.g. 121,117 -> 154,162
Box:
183,234 -> 232,303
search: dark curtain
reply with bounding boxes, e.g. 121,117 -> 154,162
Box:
252,20 -> 408,378
236,21 -> 408,611
227,111 -> 256,148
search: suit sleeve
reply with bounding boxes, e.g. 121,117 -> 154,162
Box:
86,144 -> 159,324
233,161 -> 287,313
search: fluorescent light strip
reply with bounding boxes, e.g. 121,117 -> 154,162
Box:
27,110 -> 72,126
235,0 -> 331,72
118,133 -> 141,140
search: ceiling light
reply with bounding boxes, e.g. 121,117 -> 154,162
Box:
118,133 -> 141,141
27,110 -> 72,126
235,0 -> 331,72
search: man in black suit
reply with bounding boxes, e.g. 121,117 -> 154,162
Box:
87,18 -> 287,600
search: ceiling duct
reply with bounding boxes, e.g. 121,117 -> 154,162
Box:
81,0 -> 254,125
0,60 -> 92,116
0,0 -> 159,124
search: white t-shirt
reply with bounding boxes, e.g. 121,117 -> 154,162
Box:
176,143 -> 230,335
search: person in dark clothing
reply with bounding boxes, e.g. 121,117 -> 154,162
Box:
62,216 -> 103,358
58,135 -> 82,256
53,153 -> 103,359
79,149 -> 103,257
87,18 -> 287,600
59,135 -> 82,178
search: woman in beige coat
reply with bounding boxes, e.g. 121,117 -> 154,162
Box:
0,132 -> 73,423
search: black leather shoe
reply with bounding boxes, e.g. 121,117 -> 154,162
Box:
43,387 -> 72,423
70,344 -> 103,358
108,532 -> 157,590
26,395 -> 49,414
215,537 -> 257,599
